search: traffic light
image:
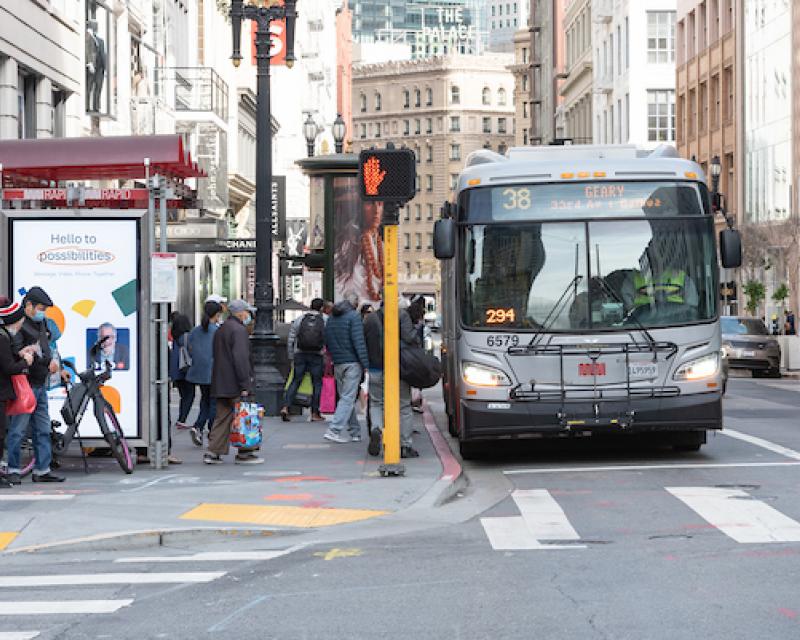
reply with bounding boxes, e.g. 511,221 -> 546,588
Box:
358,148 -> 416,203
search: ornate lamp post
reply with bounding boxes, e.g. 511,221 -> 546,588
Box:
303,113 -> 318,158
710,155 -> 721,201
230,0 -> 298,415
332,113 -> 346,154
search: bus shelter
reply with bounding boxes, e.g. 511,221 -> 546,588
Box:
0,135 -> 204,468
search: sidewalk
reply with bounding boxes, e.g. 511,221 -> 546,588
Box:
0,398 -> 461,554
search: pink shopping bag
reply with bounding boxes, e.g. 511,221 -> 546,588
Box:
320,375 -> 336,414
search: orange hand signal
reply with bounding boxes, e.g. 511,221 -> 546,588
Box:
363,156 -> 387,196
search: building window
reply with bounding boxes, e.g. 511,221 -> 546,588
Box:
711,73 -> 720,129
450,85 -> 460,104
405,262 -> 412,278
414,88 -> 421,107
375,122 -> 381,138
523,102 -> 528,118
415,233 -> 422,250
450,174 -> 458,190
699,81 -> 707,132
498,117 -> 507,134
52,89 -> 67,138
482,117 -> 491,133
404,120 -> 410,135
360,123 -> 366,139
404,233 -> 410,250
450,116 -> 460,132
426,145 -> 433,162
425,87 -> 433,106
403,207 -> 410,222
427,233 -> 433,250
482,87 -> 491,105
723,66 -> 733,122
415,119 -> 421,135
498,142 -> 507,155
523,129 -> 529,145
426,175 -> 433,191
426,118 -> 432,134
360,93 -> 366,112
427,204 -> 434,220
415,204 -> 422,220
647,90 -> 675,142
498,88 -> 507,106
403,89 -> 410,108
522,74 -> 528,92
450,144 -> 461,161
375,92 -> 382,111
647,11 -> 676,64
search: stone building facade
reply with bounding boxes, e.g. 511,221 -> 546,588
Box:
561,0 -> 593,144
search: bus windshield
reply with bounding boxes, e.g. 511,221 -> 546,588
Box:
462,216 -> 718,331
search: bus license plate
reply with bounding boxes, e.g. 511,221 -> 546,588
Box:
629,363 -> 658,378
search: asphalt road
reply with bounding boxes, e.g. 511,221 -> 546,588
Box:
3,375 -> 800,640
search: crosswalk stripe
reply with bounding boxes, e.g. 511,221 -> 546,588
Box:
0,633 -> 40,639
0,601 -> 133,615
0,495 -> 75,502
667,487 -> 800,544
115,550 -> 297,563
481,490 -> 586,551
0,572 -> 225,587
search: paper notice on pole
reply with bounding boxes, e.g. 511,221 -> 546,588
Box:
151,253 -> 178,303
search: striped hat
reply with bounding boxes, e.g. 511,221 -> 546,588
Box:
0,299 -> 25,326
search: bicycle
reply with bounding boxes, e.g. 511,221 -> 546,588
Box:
58,337 -> 135,474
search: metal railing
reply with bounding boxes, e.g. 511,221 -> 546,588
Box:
156,67 -> 229,121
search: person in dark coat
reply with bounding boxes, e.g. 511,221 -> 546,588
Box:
169,313 -> 195,430
204,299 -> 263,465
6,287 -> 64,483
186,301 -> 222,447
0,298 -> 34,488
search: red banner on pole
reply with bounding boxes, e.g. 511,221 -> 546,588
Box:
251,5 -> 287,66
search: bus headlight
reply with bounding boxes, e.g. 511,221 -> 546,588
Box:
462,362 -> 512,387
673,353 -> 720,381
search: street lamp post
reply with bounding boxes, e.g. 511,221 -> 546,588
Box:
303,114 -> 317,158
230,0 -> 298,415
332,114 -> 346,154
709,155 -> 732,314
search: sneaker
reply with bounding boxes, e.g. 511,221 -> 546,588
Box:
175,422 -> 191,431
32,472 -> 65,483
310,412 -> 326,422
6,473 -> 21,486
235,452 -> 265,465
168,454 -> 183,465
368,429 -> 382,457
412,405 -> 424,414
351,434 -> 362,443
203,453 -> 223,465
280,407 -> 291,422
190,427 -> 203,447
401,446 -> 420,459
323,429 -> 349,444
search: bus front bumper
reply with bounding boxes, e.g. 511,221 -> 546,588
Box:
460,392 -> 722,440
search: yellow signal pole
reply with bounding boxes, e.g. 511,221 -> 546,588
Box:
379,204 -> 405,477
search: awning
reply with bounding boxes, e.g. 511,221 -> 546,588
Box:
0,135 -> 205,184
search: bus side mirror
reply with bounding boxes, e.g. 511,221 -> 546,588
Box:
433,218 -> 455,260
720,229 -> 742,269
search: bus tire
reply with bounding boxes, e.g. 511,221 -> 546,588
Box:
672,430 -> 705,452
459,439 -> 480,460
447,409 -> 458,437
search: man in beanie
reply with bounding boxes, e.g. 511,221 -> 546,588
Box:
6,286 -> 64,483
204,299 -> 263,465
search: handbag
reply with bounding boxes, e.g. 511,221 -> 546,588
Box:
399,345 -> 442,389
6,375 -> 36,416
230,400 -> 263,448
178,338 -> 192,372
320,375 -> 336,414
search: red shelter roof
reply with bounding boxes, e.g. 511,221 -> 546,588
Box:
0,135 -> 205,184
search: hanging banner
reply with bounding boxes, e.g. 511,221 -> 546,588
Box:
10,217 -> 141,439
251,8 -> 288,66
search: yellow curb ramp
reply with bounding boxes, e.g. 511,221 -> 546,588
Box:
180,503 -> 390,528
0,532 -> 19,551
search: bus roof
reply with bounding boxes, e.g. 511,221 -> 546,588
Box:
457,144 -> 706,193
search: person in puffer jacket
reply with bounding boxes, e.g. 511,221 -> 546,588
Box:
323,292 -> 369,444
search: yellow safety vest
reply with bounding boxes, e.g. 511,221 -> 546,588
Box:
633,270 -> 686,306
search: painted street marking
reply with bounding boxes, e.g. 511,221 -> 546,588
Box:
0,572 -> 225,587
313,548 -> 363,561
115,545 -> 307,563
180,503 -> 388,528
0,533 -> 18,552
667,487 -> 800,544
720,429 -> 800,461
0,600 -> 133,615
121,474 -> 180,492
0,495 -> 75,501
504,461 -> 800,475
0,632 -> 40,639
481,490 -> 587,551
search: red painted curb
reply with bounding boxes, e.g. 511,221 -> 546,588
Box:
421,400 -> 462,481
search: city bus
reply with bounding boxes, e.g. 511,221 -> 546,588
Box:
433,144 -> 742,459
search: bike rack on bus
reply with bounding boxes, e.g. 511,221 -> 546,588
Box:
507,340 -> 679,429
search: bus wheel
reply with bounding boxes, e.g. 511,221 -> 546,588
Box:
672,431 -> 706,452
459,439 -> 479,460
447,409 -> 458,437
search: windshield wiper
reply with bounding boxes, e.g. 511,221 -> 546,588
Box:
527,274 -> 584,347
595,277 -> 658,355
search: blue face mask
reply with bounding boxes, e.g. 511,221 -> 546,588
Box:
33,310 -> 46,322
243,315 -> 253,326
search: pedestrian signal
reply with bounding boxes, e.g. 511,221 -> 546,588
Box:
359,149 -> 416,203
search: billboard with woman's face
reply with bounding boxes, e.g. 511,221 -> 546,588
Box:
332,177 -> 384,305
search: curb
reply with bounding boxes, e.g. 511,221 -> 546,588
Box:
3,526 -> 299,555
420,399 -> 466,507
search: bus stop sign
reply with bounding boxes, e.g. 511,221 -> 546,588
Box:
359,149 -> 416,203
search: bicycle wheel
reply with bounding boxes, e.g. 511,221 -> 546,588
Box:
98,402 -> 134,474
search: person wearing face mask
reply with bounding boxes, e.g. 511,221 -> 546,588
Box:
0,298 -> 35,488
204,299 -> 262,465
5,287 -> 64,484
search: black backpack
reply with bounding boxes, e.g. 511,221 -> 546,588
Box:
296,313 -> 325,352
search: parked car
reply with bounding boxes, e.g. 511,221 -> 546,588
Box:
721,316 -> 782,378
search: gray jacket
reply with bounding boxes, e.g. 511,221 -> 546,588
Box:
287,311 -> 325,360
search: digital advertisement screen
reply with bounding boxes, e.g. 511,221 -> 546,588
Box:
11,218 -> 140,438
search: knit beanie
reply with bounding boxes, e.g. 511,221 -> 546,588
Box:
0,299 -> 25,326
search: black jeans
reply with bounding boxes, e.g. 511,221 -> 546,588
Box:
283,352 -> 324,413
194,384 -> 216,432
174,379 -> 195,424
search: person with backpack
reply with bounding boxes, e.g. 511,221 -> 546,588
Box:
281,298 -> 326,422
363,297 -> 421,458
